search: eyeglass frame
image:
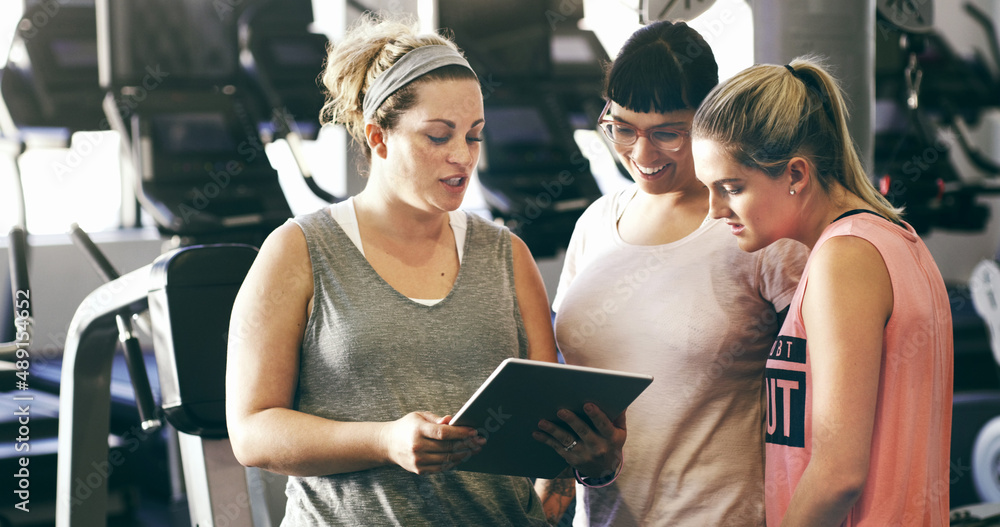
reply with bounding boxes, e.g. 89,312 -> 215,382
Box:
596,99 -> 691,152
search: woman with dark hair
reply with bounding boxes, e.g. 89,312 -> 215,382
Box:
692,56 -> 952,526
534,21 -> 808,526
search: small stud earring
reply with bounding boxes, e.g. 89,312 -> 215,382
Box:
789,188 -> 796,195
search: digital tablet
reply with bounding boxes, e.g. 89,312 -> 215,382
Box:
450,358 -> 653,479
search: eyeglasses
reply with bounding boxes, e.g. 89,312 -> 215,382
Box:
597,100 -> 690,152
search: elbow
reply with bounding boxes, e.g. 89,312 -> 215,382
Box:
226,414 -> 266,469
227,427 -> 257,468
805,446 -> 869,512
229,436 -> 274,471
831,479 -> 865,509
824,465 -> 868,510
230,446 -> 255,469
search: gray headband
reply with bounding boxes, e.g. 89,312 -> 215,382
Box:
362,44 -> 475,122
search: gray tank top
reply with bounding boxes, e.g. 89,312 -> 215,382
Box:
281,208 -> 546,526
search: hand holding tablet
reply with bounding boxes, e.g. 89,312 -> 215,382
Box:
449,358 -> 653,479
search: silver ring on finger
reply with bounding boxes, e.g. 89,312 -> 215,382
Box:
563,440 -> 578,452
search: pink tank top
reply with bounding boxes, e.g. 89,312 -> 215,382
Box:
764,212 -> 953,526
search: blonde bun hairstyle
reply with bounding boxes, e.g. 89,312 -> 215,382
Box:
319,13 -> 477,160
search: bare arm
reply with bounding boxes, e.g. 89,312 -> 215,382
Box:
512,234 -> 577,523
511,233 -> 558,364
534,472 -> 576,525
226,223 -> 482,477
779,236 -> 892,526
512,234 -> 625,498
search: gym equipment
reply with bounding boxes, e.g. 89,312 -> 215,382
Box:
0,0 -> 118,231
55,243 -> 287,526
1,227 -> 29,361
0,1 -> 327,523
96,0 -> 295,245
0,0 -> 105,136
54,247 -> 153,525
874,2 -> 1000,234
70,224 -> 160,433
439,0 -> 605,258
148,243 -> 287,526
238,0 -> 338,204
0,230 -> 81,527
0,227 -> 37,527
974,415 -> 1000,503
964,260 -> 1000,506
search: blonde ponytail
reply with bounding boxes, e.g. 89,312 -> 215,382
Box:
693,55 -> 902,222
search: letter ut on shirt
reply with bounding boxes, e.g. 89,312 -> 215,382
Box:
765,336 -> 807,448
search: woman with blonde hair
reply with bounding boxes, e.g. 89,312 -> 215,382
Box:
692,55 -> 953,526
225,14 -> 623,525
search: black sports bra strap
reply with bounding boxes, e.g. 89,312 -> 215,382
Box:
831,209 -> 899,226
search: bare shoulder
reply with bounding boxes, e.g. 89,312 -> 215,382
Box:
260,221 -> 309,258
805,235 -> 892,324
509,232 -> 534,264
244,221 -> 313,295
810,235 -> 887,278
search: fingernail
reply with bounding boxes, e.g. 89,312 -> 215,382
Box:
558,409 -> 571,419
476,436 -> 487,445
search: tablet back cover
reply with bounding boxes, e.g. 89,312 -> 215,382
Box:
450,358 -> 653,479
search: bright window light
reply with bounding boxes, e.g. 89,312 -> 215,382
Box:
582,0 -> 753,81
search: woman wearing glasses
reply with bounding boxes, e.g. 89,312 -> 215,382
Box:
534,21 -> 808,526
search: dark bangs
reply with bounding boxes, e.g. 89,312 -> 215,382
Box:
603,21 -> 719,114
